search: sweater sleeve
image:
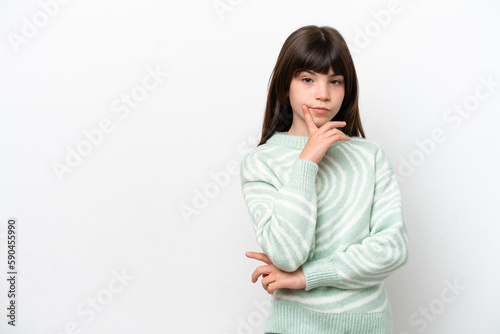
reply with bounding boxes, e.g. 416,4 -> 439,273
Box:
240,150 -> 319,272
301,146 -> 410,290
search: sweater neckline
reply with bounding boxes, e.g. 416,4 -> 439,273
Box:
267,131 -> 342,149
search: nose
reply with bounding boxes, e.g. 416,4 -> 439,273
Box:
315,83 -> 330,101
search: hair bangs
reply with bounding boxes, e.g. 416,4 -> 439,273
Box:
294,42 -> 345,77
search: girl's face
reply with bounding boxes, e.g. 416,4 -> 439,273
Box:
287,67 -> 345,136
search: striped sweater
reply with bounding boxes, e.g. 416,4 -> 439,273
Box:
239,131 -> 410,334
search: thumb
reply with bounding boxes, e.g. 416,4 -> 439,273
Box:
302,104 -> 317,135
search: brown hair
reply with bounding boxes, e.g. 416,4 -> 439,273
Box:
258,25 -> 365,146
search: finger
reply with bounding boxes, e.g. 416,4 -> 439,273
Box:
251,265 -> 271,283
261,273 -> 275,288
262,274 -> 279,294
261,275 -> 275,291
262,271 -> 284,293
267,280 -> 281,294
245,251 -> 272,265
329,121 -> 347,128
323,129 -> 351,142
251,268 -> 262,283
301,104 -> 318,135
318,121 -> 347,133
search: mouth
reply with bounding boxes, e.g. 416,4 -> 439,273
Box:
310,107 -> 329,114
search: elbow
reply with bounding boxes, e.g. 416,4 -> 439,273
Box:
393,223 -> 410,269
394,238 -> 410,270
401,241 -> 410,267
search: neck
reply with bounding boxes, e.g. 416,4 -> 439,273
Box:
286,122 -> 308,136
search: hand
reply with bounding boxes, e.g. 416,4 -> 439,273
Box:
299,104 -> 350,164
245,251 -> 306,294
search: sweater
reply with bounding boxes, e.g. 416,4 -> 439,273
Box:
239,131 -> 410,334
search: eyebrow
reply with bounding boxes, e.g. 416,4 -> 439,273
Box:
302,70 -> 343,77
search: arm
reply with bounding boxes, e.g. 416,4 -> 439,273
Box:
301,146 -> 410,290
240,150 -> 319,272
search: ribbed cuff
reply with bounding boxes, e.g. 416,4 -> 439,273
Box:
287,158 -> 318,194
301,257 -> 339,291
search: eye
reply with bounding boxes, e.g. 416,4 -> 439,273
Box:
302,77 -> 313,84
331,80 -> 342,85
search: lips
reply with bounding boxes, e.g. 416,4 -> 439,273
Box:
311,107 -> 329,114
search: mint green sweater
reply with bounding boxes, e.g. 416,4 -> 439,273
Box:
239,131 -> 410,334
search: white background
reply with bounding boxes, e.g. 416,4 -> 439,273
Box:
1,0 -> 499,333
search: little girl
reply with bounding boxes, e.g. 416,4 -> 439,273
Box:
240,25 -> 410,334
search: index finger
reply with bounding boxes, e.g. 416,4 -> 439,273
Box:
245,251 -> 272,265
301,104 -> 318,135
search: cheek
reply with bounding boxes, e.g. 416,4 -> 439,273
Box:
334,90 -> 345,103
289,93 -> 302,110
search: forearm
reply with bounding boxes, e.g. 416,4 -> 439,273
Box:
301,222 -> 409,290
242,157 -> 320,272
